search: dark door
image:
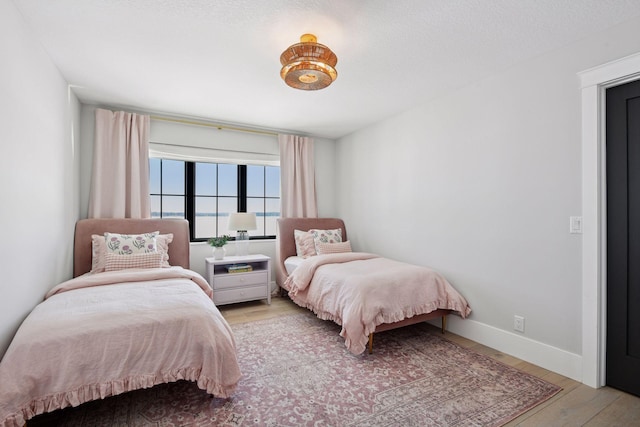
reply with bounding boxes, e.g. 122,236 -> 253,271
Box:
606,78 -> 640,396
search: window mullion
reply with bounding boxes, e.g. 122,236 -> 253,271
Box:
238,165 -> 247,213
159,159 -> 163,217
262,167 -> 267,233
185,162 -> 195,241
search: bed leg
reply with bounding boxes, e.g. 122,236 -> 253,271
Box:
368,333 -> 374,354
441,315 -> 447,334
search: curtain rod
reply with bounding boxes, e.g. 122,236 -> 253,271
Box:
150,115 -> 279,137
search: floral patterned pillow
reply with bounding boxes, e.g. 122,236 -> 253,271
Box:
309,228 -> 343,253
91,233 -> 172,273
103,231 -> 159,255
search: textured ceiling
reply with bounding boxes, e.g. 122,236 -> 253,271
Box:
12,0 -> 640,139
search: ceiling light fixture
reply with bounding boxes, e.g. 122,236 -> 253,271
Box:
280,34 -> 338,91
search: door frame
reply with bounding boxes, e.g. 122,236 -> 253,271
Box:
580,52 -> 640,388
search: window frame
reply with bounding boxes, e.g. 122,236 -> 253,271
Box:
150,158 -> 279,242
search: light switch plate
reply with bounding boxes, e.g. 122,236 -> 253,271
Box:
570,216 -> 583,234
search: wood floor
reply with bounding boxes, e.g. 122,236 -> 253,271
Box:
221,296 -> 640,427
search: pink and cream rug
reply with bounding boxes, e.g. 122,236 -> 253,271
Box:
30,312 -> 560,426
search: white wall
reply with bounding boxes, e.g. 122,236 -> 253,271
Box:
78,105 -> 337,286
0,0 -> 80,358
336,16 -> 640,381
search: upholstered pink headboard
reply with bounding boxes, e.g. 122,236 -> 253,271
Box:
275,218 -> 347,289
74,218 -> 191,277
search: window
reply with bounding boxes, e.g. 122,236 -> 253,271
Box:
150,158 -> 280,241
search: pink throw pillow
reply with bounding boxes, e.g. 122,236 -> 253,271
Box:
294,230 -> 317,258
317,240 -> 352,255
104,252 -> 164,271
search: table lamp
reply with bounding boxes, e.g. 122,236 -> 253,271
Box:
228,212 -> 256,256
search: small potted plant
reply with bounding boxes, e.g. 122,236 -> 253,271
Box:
208,235 -> 231,260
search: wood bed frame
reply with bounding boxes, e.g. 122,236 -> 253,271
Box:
74,218 -> 191,277
276,217 -> 450,353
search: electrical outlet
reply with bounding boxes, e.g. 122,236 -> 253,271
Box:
514,315 -> 525,333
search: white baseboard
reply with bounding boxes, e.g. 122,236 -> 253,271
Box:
433,316 -> 583,383
273,287 -> 584,382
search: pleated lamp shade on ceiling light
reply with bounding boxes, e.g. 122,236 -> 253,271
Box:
280,34 -> 338,90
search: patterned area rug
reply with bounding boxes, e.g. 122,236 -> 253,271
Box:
30,312 -> 560,426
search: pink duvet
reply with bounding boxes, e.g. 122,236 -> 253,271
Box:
285,253 -> 471,355
0,267 -> 241,427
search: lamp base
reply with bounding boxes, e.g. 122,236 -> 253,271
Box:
236,230 -> 250,257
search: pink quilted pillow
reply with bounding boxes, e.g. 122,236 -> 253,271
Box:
317,240 -> 352,255
104,252 -> 164,271
294,230 -> 317,258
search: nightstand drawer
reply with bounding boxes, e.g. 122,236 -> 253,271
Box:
213,271 -> 269,290
213,285 -> 268,305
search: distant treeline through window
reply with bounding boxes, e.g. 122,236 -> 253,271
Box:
149,158 -> 280,241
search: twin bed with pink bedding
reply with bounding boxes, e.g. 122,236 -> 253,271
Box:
276,218 -> 471,355
0,219 -> 240,427
0,216 -> 470,425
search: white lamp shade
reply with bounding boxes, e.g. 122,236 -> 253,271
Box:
228,212 -> 257,231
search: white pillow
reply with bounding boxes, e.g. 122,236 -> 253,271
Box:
284,256 -> 305,275
104,231 -> 158,255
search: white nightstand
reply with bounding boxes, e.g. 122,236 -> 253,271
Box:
205,254 -> 271,306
